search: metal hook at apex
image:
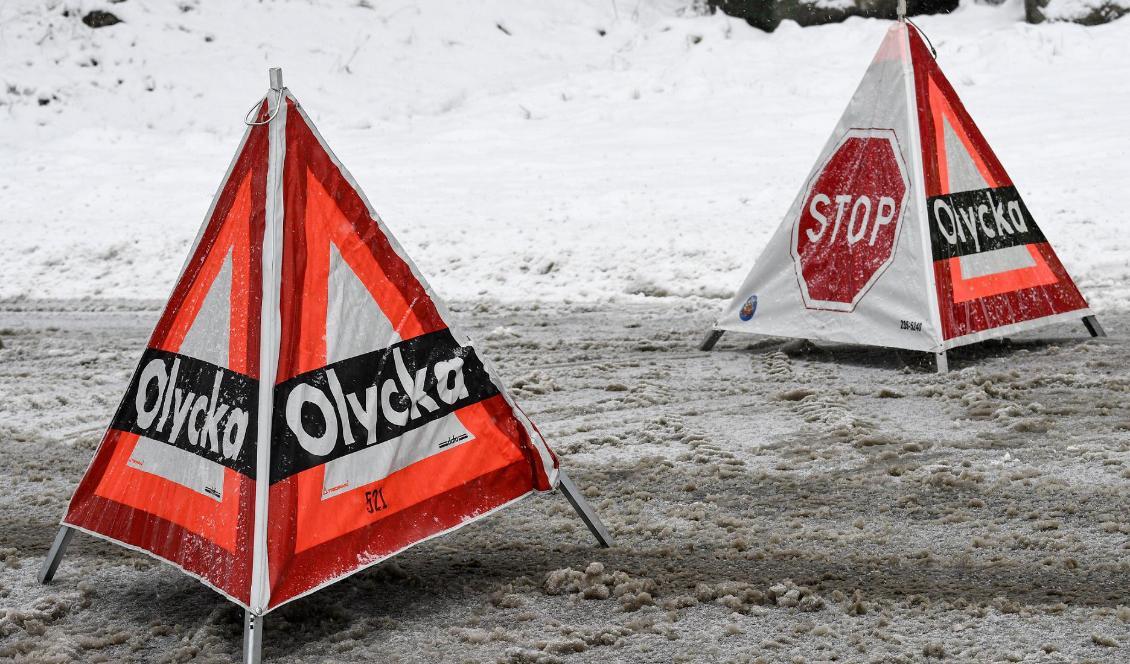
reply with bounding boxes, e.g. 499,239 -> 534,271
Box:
244,90 -> 283,126
245,68 -> 285,126
906,17 -> 938,59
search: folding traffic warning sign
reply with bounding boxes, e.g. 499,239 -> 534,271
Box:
40,69 -> 611,663
700,21 -> 1103,371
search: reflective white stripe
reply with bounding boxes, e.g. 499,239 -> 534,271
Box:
128,436 -> 225,501
321,413 -> 475,500
957,244 -> 1036,279
249,84 -> 287,615
902,24 -> 946,352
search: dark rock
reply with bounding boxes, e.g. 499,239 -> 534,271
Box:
707,0 -> 959,31
1026,0 -> 1049,22
1026,0 -> 1129,24
82,10 -> 122,29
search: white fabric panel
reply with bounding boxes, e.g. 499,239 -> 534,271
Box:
943,118 -> 990,194
320,413 -> 474,500
178,250 -> 232,368
326,244 -> 401,364
958,244 -> 1036,279
127,436 -> 225,501
715,24 -> 941,352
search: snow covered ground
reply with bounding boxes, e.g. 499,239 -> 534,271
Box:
1,0 -> 1128,308
1,302 -> 1128,661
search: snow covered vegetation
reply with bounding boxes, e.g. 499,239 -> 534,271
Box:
1038,0 -> 1130,23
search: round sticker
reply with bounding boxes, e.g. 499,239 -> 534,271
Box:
739,295 -> 758,321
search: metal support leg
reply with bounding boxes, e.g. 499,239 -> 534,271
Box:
243,611 -> 263,664
1082,315 -> 1106,338
39,526 -> 74,584
935,351 -> 948,374
700,329 -> 724,351
557,470 -> 612,548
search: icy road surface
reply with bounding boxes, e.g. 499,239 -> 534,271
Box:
0,301 -> 1127,662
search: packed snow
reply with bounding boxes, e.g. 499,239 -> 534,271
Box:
1,1 -> 1128,662
1,0 -> 1128,308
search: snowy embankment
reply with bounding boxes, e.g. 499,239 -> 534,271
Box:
0,0 -> 1127,309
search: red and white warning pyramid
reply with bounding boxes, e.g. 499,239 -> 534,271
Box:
45,71 -> 609,652
704,22 -> 1101,367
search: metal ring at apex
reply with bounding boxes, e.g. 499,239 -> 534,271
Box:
244,88 -> 283,126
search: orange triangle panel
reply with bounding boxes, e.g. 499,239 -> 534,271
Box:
908,25 -> 1088,342
263,99 -> 557,609
63,115 -> 269,606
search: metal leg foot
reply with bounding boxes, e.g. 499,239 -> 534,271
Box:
243,611 -> 263,664
1082,315 -> 1106,338
557,470 -> 613,548
700,329 -> 724,351
935,351 -> 948,374
39,526 -> 74,584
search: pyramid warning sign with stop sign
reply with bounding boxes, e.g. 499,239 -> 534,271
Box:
49,71 -> 610,641
706,22 -> 1096,363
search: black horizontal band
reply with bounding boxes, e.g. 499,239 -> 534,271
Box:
111,348 -> 258,478
928,186 -> 1046,261
269,328 -> 498,484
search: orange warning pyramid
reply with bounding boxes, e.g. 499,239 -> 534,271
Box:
52,73 -> 608,636
703,22 -> 1100,369
907,29 -> 1089,342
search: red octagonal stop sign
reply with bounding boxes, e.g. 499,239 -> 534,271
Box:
791,128 -> 909,312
